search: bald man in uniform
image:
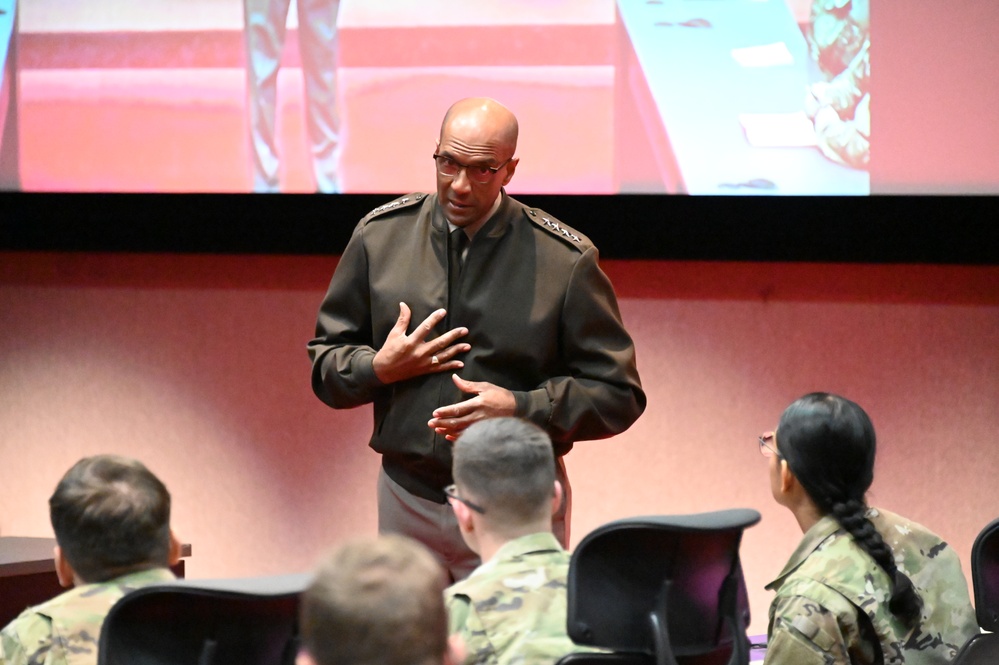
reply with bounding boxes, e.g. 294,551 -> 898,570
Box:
308,98 -> 645,580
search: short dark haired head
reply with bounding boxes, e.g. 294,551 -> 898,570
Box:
300,535 -> 448,665
452,417 -> 555,526
49,454 -> 171,583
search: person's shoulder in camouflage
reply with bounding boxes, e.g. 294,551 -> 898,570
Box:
765,509 -> 978,665
446,532 -> 591,665
761,394 -> 978,665
766,514 -> 893,665
867,508 -> 979,661
0,568 -> 176,665
766,582 -> 872,665
3,454 -> 180,665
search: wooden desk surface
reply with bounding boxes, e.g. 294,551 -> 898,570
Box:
0,536 -> 193,574
0,537 -> 62,577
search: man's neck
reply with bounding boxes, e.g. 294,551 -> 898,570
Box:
789,497 -> 824,535
455,191 -> 504,239
76,562 -> 165,586
476,523 -> 554,563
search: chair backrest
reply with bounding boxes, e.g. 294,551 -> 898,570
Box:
565,509 -> 761,665
557,653 -> 654,665
950,633 -> 999,665
971,517 -> 999,632
949,517 -> 999,665
97,573 -> 310,665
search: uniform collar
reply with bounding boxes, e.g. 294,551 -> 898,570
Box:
765,514 -> 841,591
474,531 -> 564,577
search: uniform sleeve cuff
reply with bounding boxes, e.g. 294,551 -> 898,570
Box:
514,388 -> 552,426
353,349 -> 385,388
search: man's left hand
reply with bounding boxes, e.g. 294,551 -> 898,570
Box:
427,374 -> 516,441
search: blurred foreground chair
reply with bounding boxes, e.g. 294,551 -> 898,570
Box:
97,573 -> 310,665
952,517 -> 999,664
557,508 -> 761,665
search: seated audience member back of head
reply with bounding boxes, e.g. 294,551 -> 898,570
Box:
445,417 -> 595,664
298,534 -> 452,665
0,454 -> 177,665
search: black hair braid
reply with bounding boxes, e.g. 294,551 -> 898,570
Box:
831,499 -> 923,627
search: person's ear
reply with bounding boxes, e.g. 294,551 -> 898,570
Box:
452,499 -> 474,533
779,459 -> 795,495
168,529 -> 182,567
54,545 -> 76,588
501,158 -> 519,186
551,480 -> 564,516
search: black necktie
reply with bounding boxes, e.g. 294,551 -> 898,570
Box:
449,227 -> 468,275
448,228 -> 468,318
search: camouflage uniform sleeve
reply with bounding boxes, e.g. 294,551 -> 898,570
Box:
446,592 -> 471,637
446,592 -> 495,665
1,614 -> 50,665
764,594 -> 856,665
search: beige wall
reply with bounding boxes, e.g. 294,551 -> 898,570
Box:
1,252 -> 997,635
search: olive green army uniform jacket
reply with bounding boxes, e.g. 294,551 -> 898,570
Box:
308,191 -> 646,502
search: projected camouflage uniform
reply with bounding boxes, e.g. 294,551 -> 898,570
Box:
764,508 -> 978,665
807,0 -> 869,79
445,532 -> 594,665
809,41 -> 869,169
0,568 -> 175,665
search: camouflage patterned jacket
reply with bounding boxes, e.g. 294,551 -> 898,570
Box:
445,532 -> 590,665
0,567 -> 176,665
764,508 -> 978,665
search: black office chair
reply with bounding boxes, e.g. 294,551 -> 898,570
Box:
97,573 -> 310,665
557,508 -> 761,665
952,517 -> 999,664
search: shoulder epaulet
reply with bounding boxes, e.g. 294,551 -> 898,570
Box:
361,193 -> 428,223
522,206 -> 592,250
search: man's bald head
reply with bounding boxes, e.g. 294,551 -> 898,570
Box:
439,98 -> 519,156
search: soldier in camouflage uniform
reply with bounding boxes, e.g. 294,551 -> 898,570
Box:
761,393 -> 978,665
444,417 -> 594,665
298,534 -> 461,665
0,455 -> 180,665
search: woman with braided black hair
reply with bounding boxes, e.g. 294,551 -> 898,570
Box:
761,393 -> 977,665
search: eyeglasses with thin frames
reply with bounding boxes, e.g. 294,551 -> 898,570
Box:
433,154 -> 512,184
758,431 -> 781,458
444,484 -> 486,514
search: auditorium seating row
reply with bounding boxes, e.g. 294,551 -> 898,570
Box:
96,512 -> 999,665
